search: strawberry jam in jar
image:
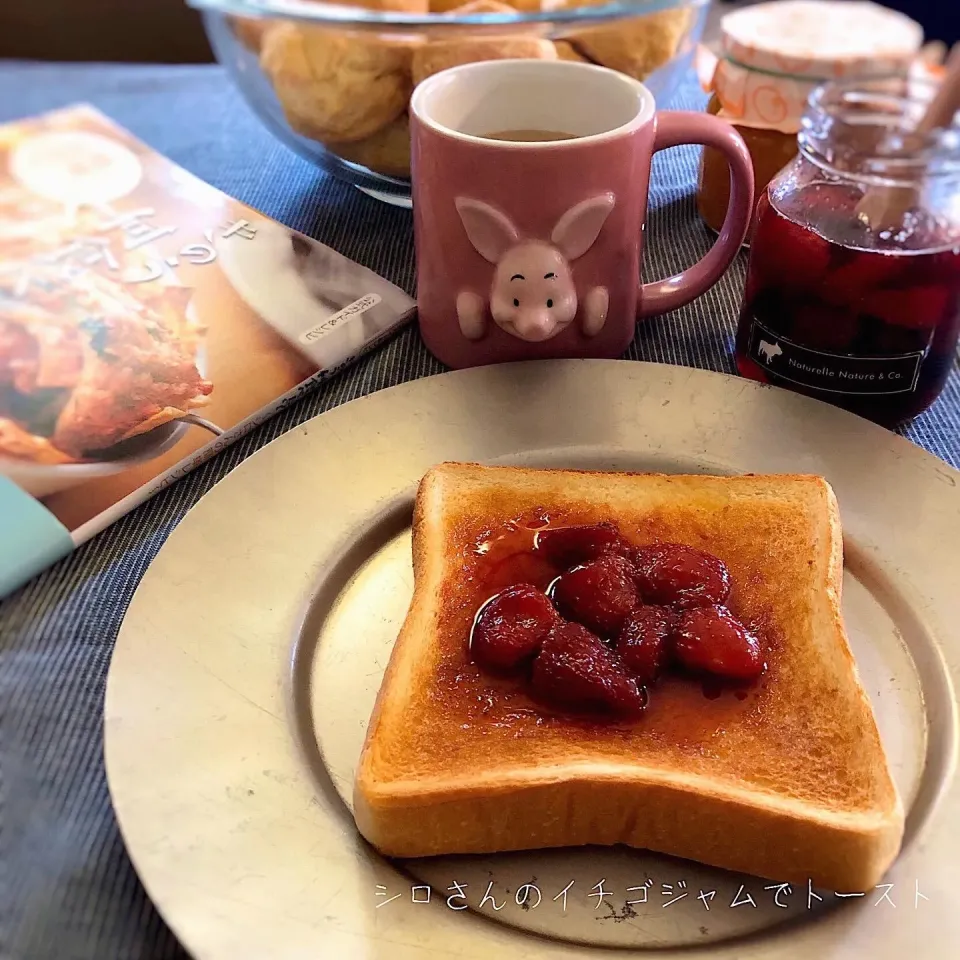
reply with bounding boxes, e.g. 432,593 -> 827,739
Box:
735,76 -> 960,426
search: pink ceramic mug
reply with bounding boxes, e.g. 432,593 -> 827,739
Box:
410,59 -> 754,369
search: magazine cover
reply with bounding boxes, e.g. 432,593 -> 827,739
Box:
0,105 -> 416,598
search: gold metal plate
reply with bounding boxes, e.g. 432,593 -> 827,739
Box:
104,360 -> 959,959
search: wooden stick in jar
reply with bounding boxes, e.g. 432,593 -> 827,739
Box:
855,43 -> 960,233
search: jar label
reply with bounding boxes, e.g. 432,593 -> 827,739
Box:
747,320 -> 924,395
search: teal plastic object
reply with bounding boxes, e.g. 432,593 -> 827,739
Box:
0,475 -> 74,598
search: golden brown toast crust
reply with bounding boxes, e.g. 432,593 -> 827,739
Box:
354,464 -> 904,891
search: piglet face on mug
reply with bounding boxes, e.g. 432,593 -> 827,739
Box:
455,194 -> 615,343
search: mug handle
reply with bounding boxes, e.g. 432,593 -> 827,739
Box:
638,111 -> 754,318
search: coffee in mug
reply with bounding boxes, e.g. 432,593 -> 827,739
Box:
483,130 -> 579,142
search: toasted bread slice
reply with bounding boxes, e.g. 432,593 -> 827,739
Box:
354,464 -> 904,891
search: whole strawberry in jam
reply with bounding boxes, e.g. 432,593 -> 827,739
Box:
673,605 -> 764,680
535,523 -> 631,568
633,543 -> 731,610
470,583 -> 561,672
532,621 -> 647,717
550,554 -> 639,638
616,605 -> 675,684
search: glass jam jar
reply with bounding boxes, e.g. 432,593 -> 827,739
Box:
735,76 -> 960,426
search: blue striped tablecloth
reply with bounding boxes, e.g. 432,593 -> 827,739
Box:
0,60 -> 957,960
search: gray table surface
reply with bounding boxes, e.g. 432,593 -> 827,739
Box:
0,60 -> 957,960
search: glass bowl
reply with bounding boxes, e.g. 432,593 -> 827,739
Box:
190,0 -> 709,205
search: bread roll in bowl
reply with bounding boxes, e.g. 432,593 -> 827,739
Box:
412,34 -> 557,85
563,7 -> 693,81
260,24 -> 415,143
328,114 -> 412,178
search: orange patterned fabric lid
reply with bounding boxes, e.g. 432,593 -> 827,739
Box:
699,0 -> 924,133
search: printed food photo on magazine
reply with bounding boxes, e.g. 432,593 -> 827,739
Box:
0,105 -> 415,597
